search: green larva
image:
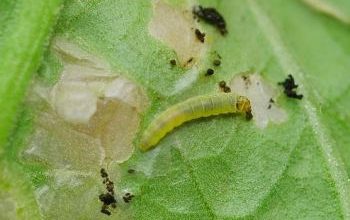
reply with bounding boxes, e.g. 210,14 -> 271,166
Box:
140,93 -> 252,151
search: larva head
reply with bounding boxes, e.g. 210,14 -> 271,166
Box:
236,96 -> 253,120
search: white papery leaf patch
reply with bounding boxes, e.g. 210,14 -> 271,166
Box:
24,38 -> 148,169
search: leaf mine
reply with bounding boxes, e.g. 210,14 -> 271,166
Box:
23,38 -> 149,167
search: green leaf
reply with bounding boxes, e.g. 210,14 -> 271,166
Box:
302,0 -> 350,25
0,0 -> 62,148
3,0 -> 350,219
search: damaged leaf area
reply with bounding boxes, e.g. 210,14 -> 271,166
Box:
3,0 -> 350,219
230,73 -> 287,128
148,0 -> 206,67
25,38 -> 148,164
20,38 -> 148,218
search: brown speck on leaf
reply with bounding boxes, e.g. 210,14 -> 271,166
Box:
193,5 -> 227,35
194,28 -> 205,43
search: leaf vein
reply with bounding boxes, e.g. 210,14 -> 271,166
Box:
247,0 -> 350,218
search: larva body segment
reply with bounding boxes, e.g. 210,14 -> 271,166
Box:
140,93 -> 251,151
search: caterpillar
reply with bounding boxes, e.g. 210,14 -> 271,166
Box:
140,93 -> 252,151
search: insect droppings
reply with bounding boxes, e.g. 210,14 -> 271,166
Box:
219,80 -> 226,88
100,168 -> 108,178
122,192 -> 135,203
219,80 -> 231,93
267,98 -> 274,109
99,168 -> 117,215
278,74 -> 303,99
99,193 -> 117,205
187,57 -> 194,64
193,5 -> 227,35
127,169 -> 135,174
215,51 -> 222,59
170,59 -> 176,66
106,181 -> 114,193
245,110 -> 253,120
223,86 -> 231,93
140,93 -> 252,151
101,205 -> 111,216
213,59 -> 221,66
206,68 -> 214,76
195,29 -> 205,43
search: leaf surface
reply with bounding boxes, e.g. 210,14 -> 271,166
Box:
2,0 -> 350,219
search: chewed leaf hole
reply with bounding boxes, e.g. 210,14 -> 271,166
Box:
230,73 -> 287,128
148,0 -> 206,67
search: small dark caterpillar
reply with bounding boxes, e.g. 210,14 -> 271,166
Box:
140,93 -> 252,151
